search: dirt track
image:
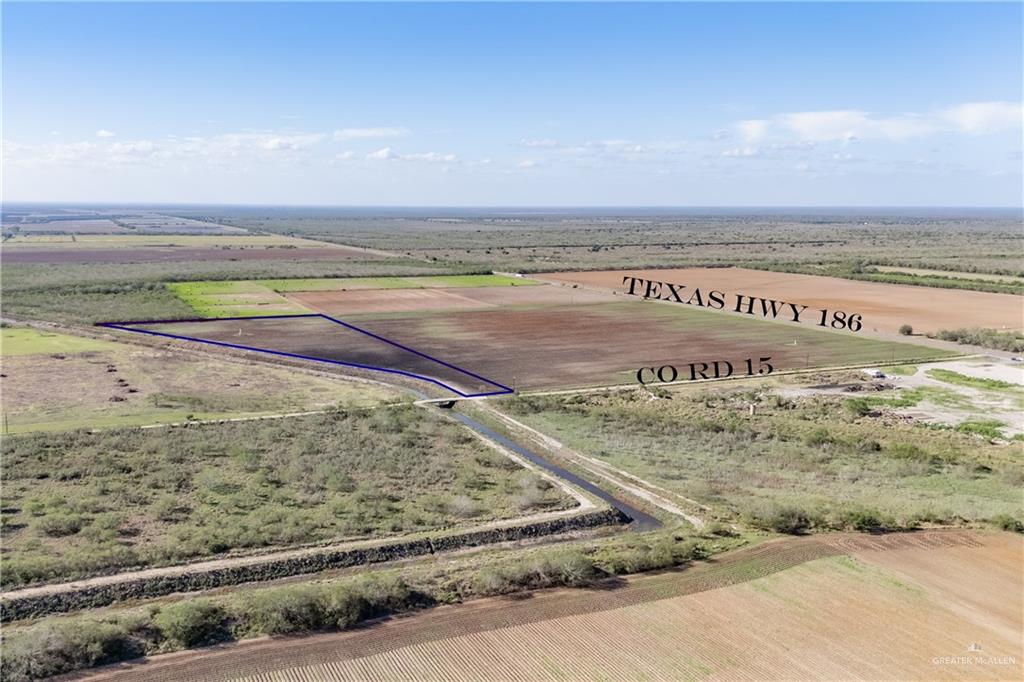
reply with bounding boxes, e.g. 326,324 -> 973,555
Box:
539,267 -> 1024,334
69,530 -> 1021,682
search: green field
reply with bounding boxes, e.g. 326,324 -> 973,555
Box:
169,274 -> 539,317
0,328 -> 120,356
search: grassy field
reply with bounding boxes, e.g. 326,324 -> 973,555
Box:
1,261 -> 485,324
503,384 -> 1024,530
1,328 -> 403,433
2,235 -> 326,249
0,328 -> 119,356
0,408 -> 573,588
168,274 -> 538,317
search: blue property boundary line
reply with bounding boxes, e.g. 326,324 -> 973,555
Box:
96,313 -> 514,398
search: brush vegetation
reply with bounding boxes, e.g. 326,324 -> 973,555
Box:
0,408 -> 570,589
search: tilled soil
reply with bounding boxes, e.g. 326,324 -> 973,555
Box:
539,267 -> 1024,334
69,531 -> 1020,682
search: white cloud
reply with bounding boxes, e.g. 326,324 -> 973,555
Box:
736,119 -> 768,143
95,130 -> 116,138
334,127 -> 409,141
722,146 -> 760,158
517,159 -> 538,168
520,138 -> 560,148
5,131 -> 327,169
403,151 -> 457,162
365,147 -> 457,163
746,101 -> 1022,144
366,147 -> 398,160
254,133 -> 324,151
941,101 -> 1024,134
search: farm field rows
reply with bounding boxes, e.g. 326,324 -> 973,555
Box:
167,274 -> 536,317
126,316 -> 512,397
343,300 -> 952,391
77,531 -> 1022,682
539,267 -> 1024,334
141,272 -> 954,395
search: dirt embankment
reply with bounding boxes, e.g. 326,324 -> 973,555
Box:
1,508 -> 626,622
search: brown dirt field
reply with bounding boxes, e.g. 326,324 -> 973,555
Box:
287,285 -> 613,315
2,246 -> 379,264
0,341 -> 399,432
136,316 -> 509,396
539,267 -> 1024,334
73,531 -> 1022,682
14,219 -> 127,233
345,301 -> 948,391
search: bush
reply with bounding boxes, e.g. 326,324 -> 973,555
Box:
319,585 -> 371,629
597,537 -> 705,575
472,550 -> 599,595
932,327 -> 1024,353
238,586 -> 326,635
833,508 -> 889,532
153,599 -> 229,648
990,514 -> 1024,534
1,619 -> 145,682
745,503 -> 816,534
898,324 -> 913,336
35,513 -> 86,537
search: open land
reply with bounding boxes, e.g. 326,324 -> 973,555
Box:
539,267 -> 1024,334
0,327 -> 402,433
781,358 -> 1024,438
342,300 -> 952,391
201,209 -> 1024,281
2,207 -> 1022,681
63,531 -> 1023,682
2,234 -> 382,265
166,274 -> 537,318
0,408 -> 574,589
502,382 -> 1023,527
130,294 -> 952,396
126,316 -> 511,397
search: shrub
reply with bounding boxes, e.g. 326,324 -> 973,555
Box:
153,599 -> 229,648
472,550 -> 598,595
0,619 -> 145,682
35,513 -> 86,537
833,508 -> 889,532
990,514 -> 1024,534
745,503 -> 816,534
898,324 -> 913,336
932,327 -> 1024,353
886,442 -> 935,463
803,428 -> 832,447
238,586 -> 326,635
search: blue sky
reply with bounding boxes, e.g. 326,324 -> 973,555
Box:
3,2 -> 1022,206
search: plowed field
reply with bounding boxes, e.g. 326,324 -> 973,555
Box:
288,285 -> 611,315
76,531 -> 1022,682
539,267 -> 1024,334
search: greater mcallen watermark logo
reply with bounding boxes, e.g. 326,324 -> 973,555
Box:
933,643 -> 1017,667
